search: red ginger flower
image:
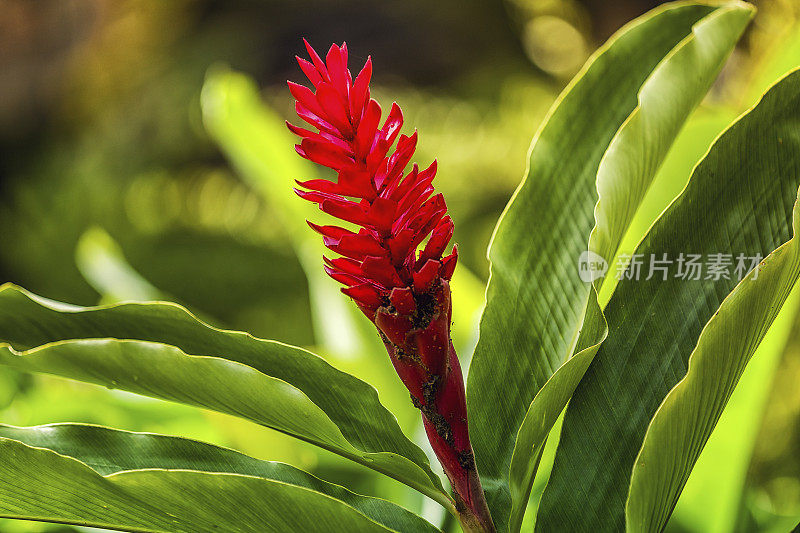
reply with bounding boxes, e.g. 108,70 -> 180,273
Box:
288,40 -> 457,318
289,40 -> 494,532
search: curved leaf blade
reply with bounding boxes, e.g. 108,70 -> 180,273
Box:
503,6 -> 753,529
507,288 -> 607,531
537,68 -> 800,531
626,69 -> 800,532
590,2 -> 755,272
0,286 -> 447,504
466,2 -> 742,529
0,423 -> 439,533
0,437 -> 395,533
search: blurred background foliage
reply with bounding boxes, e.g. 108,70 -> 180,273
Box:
0,0 -> 799,531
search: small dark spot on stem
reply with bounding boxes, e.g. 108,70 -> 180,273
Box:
457,450 -> 475,471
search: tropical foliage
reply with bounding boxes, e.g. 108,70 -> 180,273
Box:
1,1 -> 799,532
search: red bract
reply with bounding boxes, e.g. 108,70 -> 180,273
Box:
289,40 -> 494,533
289,40 -> 458,318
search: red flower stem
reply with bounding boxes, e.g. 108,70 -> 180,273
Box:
377,281 -> 495,532
287,40 -> 495,532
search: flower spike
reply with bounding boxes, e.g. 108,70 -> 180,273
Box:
289,41 -> 495,532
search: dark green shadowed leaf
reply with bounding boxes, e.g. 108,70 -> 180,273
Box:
0,423 -> 439,533
537,69 -> 800,531
465,2 -> 749,529
0,437 -> 396,533
0,288 -> 449,507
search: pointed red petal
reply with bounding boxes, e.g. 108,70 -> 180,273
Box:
294,187 -> 343,205
381,103 -> 404,146
388,228 -> 414,264
325,43 -> 349,99
296,56 -> 323,86
303,39 -> 329,81
440,246 -> 458,280
287,81 -> 325,117
315,82 -> 352,136
354,98 -> 381,158
287,123 -> 352,153
307,221 -> 350,240
420,216 -> 454,262
319,198 -> 371,226
299,138 -> 353,169
379,132 -> 417,191
324,265 -> 365,286
296,178 -> 344,196
343,283 -> 382,309
361,255 -> 403,288
350,57 -> 372,123
366,197 -> 397,233
295,102 -> 340,136
337,169 -> 377,199
328,233 -> 386,260
325,256 -> 362,276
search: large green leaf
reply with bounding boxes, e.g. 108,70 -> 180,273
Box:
0,436 -> 395,532
466,2 -> 749,529
537,69 -> 800,531
626,70 -> 800,533
589,3 -> 754,272
507,288 -> 606,531
0,285 -> 450,509
0,423 -> 438,532
504,6 -> 753,530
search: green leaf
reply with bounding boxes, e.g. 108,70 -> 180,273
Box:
537,69 -> 800,531
589,2 -> 755,273
667,284 -> 800,532
0,436 -> 396,532
0,285 -> 450,508
507,288 -> 607,532
505,6 -> 753,529
0,423 -> 439,532
626,70 -> 800,533
466,2 -> 749,529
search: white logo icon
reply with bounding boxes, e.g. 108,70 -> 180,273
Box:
578,250 -> 608,283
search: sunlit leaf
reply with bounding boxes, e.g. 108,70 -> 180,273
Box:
466,2 -> 750,529
538,68 -> 800,531
667,284 -> 800,532
625,69 -> 800,533
0,285 -> 451,509
0,436 -> 397,532
75,227 -> 164,304
0,423 -> 439,532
